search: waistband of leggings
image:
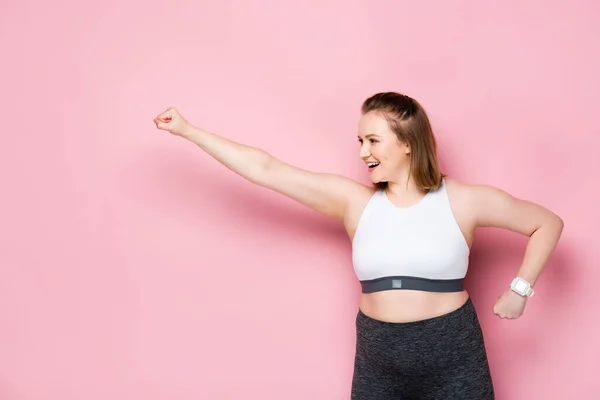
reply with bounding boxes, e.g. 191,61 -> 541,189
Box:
356,297 -> 475,330
359,276 -> 464,294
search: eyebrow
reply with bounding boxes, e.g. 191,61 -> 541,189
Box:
358,133 -> 380,139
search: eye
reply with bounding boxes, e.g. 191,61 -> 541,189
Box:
369,139 -> 378,143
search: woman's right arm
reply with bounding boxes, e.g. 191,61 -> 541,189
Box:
154,108 -> 368,221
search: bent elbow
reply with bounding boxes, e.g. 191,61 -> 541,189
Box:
530,212 -> 564,238
545,213 -> 564,238
554,214 -> 564,232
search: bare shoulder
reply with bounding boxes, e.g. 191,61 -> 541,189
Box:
441,178 -> 479,243
344,179 -> 378,216
444,177 -> 563,236
343,181 -> 378,239
442,177 -> 473,204
443,177 -> 492,211
444,176 -> 520,210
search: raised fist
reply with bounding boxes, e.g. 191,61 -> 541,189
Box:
153,108 -> 192,137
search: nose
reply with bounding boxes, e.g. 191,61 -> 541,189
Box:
359,143 -> 371,159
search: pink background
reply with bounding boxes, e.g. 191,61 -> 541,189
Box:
1,1 -> 598,399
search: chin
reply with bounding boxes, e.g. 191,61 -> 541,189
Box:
369,172 -> 382,184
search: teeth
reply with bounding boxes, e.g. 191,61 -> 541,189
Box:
368,162 -> 380,168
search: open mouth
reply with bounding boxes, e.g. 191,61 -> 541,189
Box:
368,162 -> 380,170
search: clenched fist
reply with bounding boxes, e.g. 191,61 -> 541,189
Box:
153,108 -> 192,137
493,289 -> 528,319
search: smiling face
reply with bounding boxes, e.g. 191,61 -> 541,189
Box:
358,111 -> 411,185
359,92 -> 444,192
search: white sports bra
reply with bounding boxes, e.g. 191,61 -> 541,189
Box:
352,179 -> 470,293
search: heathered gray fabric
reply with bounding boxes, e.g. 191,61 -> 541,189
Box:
351,298 -> 495,399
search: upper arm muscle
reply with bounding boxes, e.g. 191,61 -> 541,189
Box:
259,157 -> 367,220
470,185 -> 558,236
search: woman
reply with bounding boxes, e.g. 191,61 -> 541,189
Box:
153,92 -> 563,399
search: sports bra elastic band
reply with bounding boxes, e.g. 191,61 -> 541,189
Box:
360,276 -> 464,294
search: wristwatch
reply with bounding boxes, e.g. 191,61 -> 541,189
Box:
510,277 -> 534,297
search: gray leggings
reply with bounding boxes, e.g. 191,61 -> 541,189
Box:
351,297 -> 495,399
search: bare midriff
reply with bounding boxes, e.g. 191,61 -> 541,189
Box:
358,290 -> 470,323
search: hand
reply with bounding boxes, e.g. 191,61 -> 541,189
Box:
154,108 -> 192,137
493,289 -> 528,319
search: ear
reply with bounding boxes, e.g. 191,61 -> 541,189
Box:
403,141 -> 411,155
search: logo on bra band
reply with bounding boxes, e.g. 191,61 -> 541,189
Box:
392,279 -> 402,288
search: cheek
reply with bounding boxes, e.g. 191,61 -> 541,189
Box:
374,144 -> 392,161
378,144 -> 405,166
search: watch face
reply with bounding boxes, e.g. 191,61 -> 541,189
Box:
514,280 -> 528,292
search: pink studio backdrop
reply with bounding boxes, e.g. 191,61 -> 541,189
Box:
1,1 -> 598,399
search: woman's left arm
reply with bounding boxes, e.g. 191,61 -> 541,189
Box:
470,185 -> 564,318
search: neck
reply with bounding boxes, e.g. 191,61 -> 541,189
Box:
385,171 -> 425,197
